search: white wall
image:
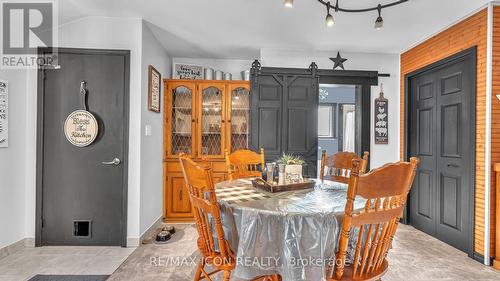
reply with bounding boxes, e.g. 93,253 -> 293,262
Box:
171,57 -> 253,80
139,23 -> 171,235
0,71 -> 27,249
260,48 -> 400,168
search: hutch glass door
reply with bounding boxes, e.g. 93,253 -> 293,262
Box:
170,84 -> 195,157
229,86 -> 250,151
198,84 -> 225,158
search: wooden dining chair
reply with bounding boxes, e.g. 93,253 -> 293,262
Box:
179,154 -> 281,281
328,157 -> 419,281
225,148 -> 265,180
320,151 -> 369,183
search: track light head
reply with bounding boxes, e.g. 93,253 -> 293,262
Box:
375,4 -> 383,30
375,16 -> 383,30
284,0 -> 293,8
326,13 -> 334,27
325,2 -> 334,27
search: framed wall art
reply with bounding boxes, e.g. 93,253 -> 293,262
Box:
148,65 -> 161,113
374,87 -> 388,144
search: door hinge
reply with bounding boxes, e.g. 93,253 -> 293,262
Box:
41,218 -> 45,228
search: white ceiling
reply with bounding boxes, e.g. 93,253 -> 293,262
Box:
59,0 -> 491,59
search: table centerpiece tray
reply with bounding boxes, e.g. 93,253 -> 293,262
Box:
251,178 -> 316,193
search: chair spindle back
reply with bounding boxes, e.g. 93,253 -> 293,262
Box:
332,157 -> 419,280
225,148 -> 265,180
178,155 -> 233,262
320,151 -> 369,183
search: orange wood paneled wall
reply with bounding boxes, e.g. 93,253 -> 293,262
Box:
491,6 -> 500,260
400,9 -> 492,256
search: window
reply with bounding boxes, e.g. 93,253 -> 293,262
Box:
318,104 -> 336,138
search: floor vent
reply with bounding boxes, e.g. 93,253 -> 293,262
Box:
73,220 -> 92,238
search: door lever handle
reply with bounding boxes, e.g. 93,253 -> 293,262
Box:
447,164 -> 459,168
102,158 -> 121,166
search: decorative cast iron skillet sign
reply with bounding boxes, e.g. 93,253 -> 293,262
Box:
64,81 -> 98,147
374,86 -> 388,144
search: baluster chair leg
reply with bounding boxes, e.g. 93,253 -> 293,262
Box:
194,259 -> 204,281
222,270 -> 231,281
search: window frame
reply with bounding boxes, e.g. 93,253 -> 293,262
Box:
318,103 -> 337,138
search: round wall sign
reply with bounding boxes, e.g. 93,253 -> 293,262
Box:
64,110 -> 98,147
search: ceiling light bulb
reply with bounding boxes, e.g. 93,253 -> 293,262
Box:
284,0 -> 293,8
374,16 -> 383,30
326,13 -> 334,27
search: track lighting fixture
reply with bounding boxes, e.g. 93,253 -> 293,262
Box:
375,4 -> 384,30
286,0 -> 408,29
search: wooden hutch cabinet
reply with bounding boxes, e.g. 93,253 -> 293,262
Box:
163,79 -> 251,221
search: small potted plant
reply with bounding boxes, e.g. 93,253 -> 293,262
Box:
276,153 -> 305,183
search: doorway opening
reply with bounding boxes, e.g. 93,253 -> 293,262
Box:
249,64 -> 377,177
317,84 -> 359,177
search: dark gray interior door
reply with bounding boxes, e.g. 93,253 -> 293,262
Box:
37,49 -> 129,246
250,75 -> 283,163
250,67 -> 319,177
283,76 -> 319,176
408,51 -> 474,253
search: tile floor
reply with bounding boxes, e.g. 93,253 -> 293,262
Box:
109,224 -> 500,281
0,246 -> 135,281
2,224 -> 500,281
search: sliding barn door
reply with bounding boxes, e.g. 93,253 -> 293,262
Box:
250,64 -> 319,177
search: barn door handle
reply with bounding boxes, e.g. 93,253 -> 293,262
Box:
447,163 -> 459,168
102,158 -> 121,166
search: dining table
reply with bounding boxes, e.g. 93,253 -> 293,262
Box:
214,178 -> 367,281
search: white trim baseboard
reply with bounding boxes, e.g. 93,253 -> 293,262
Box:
139,216 -> 164,244
0,238 -> 35,260
126,237 -> 140,248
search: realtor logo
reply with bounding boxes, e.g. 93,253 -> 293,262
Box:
0,0 -> 58,69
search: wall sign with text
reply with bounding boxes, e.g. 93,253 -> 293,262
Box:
148,65 -> 161,112
173,63 -> 203,79
0,80 -> 8,147
374,91 -> 388,144
64,110 -> 98,147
